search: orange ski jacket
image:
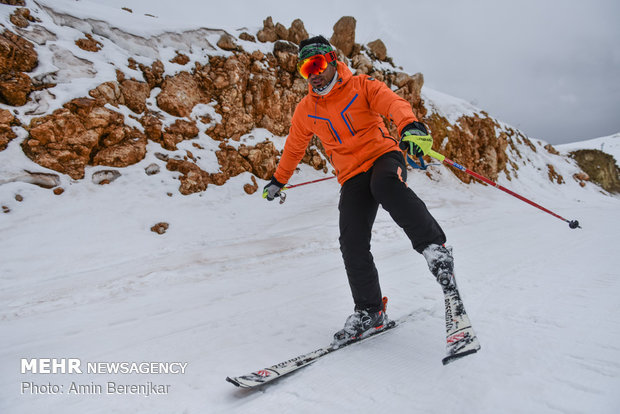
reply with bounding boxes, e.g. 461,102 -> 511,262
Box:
274,61 -> 419,185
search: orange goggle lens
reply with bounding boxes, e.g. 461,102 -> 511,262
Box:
297,55 -> 329,79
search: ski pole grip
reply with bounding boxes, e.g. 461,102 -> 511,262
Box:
408,135 -> 445,162
427,149 -> 445,162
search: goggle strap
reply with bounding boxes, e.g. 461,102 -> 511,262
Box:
325,51 -> 337,63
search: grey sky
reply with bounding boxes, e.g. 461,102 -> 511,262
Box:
237,0 -> 620,144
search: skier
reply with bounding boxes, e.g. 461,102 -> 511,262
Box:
263,35 -> 455,344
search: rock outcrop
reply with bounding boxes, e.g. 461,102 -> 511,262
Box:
425,112 -> 509,183
0,29 -> 38,106
330,16 -> 357,57
22,98 -> 146,179
570,149 -> 620,193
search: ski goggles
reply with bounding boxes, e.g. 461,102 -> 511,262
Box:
297,51 -> 337,79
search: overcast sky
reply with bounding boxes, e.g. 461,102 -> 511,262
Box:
63,0 -> 620,145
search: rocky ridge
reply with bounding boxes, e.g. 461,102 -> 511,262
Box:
0,2 -> 613,197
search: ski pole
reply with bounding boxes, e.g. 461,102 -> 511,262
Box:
410,147 -> 581,229
283,175 -> 336,189
277,175 -> 337,203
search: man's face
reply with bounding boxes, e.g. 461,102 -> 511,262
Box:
308,63 -> 336,90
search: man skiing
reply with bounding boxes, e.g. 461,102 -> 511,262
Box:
263,35 -> 455,344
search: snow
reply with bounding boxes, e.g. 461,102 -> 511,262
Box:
422,87 -> 481,124
2,2 -> 620,414
2,155 -> 619,414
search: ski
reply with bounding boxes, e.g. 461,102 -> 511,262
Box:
441,282 -> 481,365
226,286 -> 481,388
226,319 -> 397,388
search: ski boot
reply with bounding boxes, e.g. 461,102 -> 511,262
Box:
333,297 -> 389,346
422,244 -> 456,289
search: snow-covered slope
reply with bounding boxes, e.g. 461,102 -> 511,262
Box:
2,147 -> 619,414
557,132 -> 620,161
1,2 -> 620,414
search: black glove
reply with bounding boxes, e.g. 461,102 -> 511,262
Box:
399,121 -> 429,157
262,177 -> 285,201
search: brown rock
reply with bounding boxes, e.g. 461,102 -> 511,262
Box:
273,41 -> 298,73
151,222 -> 169,234
0,108 -> 18,150
0,71 -> 32,105
302,137 -> 328,172
93,132 -> 146,168
170,52 -> 190,65
330,16 -> 356,57
23,98 -> 147,179
75,34 -> 102,52
547,164 -> 565,184
573,172 -> 589,187
367,39 -> 387,61
217,34 -> 239,51
197,140 -> 282,190
287,19 -> 308,44
139,60 -> 165,89
242,140 -> 279,179
244,175 -> 258,194
89,81 -> 123,107
156,71 -> 209,117
127,58 -> 138,70
351,54 -> 372,74
544,143 -> 559,155
257,17 -> 278,43
200,55 -> 254,140
274,23 -> 288,40
239,32 -> 256,42
115,69 -> 126,83
119,79 -> 150,113
160,119 -> 199,150
10,7 -> 38,28
0,30 -> 37,106
390,72 -> 425,118
141,114 -> 163,142
212,144 -> 252,184
166,159 -> 211,194
1,0 -> 26,5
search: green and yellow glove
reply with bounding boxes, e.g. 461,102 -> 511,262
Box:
398,121 -> 433,157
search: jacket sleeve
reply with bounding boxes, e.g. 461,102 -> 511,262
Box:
362,76 -> 418,136
273,104 -> 314,185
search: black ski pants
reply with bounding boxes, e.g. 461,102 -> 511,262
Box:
338,151 -> 446,312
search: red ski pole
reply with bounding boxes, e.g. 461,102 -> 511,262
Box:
410,146 -> 581,229
283,175 -> 336,189
277,175 -> 337,203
